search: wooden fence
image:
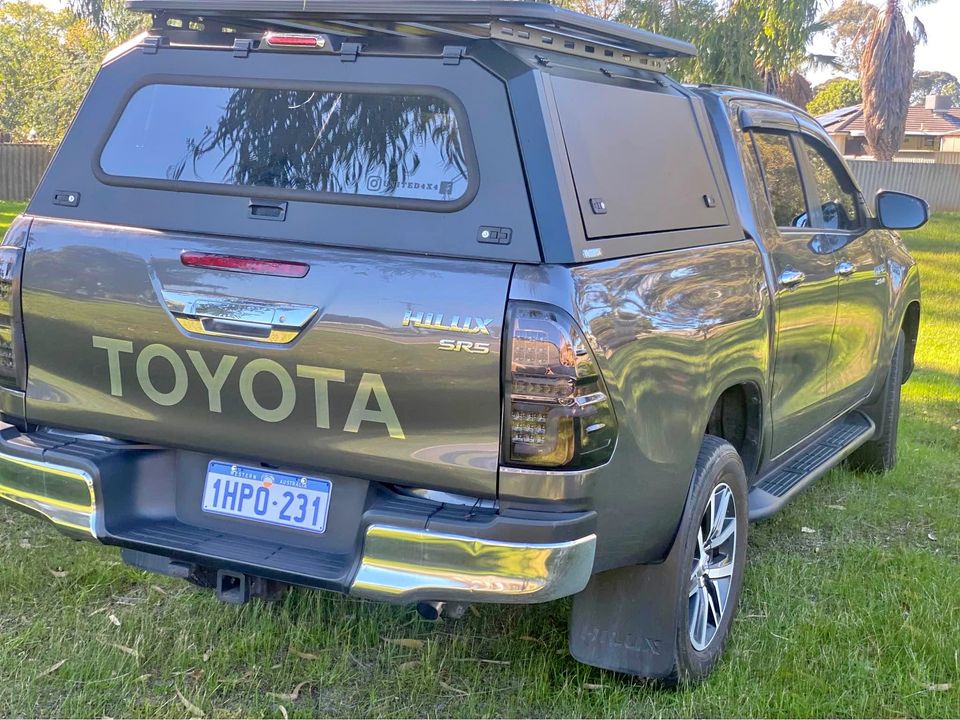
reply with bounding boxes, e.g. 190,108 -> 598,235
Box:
0,144 -> 55,201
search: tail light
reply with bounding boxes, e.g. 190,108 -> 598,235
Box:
503,302 -> 617,470
0,216 -> 28,391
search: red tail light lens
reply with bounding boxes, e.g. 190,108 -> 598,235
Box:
181,252 -> 309,278
503,302 -> 617,469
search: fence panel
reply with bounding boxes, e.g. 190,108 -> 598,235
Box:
0,144 -> 55,201
847,159 -> 960,213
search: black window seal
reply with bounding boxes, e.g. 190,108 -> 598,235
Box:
92,74 -> 481,214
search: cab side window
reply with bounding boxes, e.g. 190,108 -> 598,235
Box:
749,131 -> 809,228
798,137 -> 861,231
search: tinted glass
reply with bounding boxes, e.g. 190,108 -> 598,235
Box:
799,137 -> 860,230
101,84 -> 471,203
751,131 -> 808,228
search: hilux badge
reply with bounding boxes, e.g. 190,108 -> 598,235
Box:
402,311 -> 493,335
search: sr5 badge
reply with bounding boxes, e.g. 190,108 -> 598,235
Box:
438,339 -> 491,354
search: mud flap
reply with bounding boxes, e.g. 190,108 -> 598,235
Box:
568,533 -> 685,678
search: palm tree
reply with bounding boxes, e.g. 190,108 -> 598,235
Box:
860,0 -> 936,160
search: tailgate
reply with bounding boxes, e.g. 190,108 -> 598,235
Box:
21,219 -> 509,497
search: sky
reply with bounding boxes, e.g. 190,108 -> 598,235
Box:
34,0 -> 960,81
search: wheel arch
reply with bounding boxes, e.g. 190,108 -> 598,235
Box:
703,380 -> 763,479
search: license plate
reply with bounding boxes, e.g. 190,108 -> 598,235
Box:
202,461 -> 331,534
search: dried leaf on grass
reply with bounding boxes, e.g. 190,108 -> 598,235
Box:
110,643 -> 140,659
175,689 -> 205,718
583,682 -> 606,691
398,660 -> 421,671
925,683 -> 952,692
268,681 -> 310,702
801,527 -> 817,534
439,680 -> 468,696
827,504 -> 846,511
382,637 -> 425,650
453,658 -> 511,666
37,659 -> 66,678
278,706 -> 289,720
49,569 -> 68,578
290,649 -> 321,661
107,614 -> 121,627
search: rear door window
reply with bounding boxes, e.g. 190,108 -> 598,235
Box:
99,83 -> 475,208
749,131 -> 809,228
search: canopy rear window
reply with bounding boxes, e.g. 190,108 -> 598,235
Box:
98,83 -> 475,208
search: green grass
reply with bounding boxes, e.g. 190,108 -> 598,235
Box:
0,201 -> 23,239
0,203 -> 957,717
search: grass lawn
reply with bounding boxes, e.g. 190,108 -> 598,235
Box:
0,204 -> 957,717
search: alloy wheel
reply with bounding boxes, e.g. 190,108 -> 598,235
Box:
688,482 -> 737,652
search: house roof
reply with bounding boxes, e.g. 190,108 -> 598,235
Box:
819,103 -> 960,136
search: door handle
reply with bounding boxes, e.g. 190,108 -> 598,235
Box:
835,261 -> 856,278
162,291 -> 317,344
779,268 -> 806,288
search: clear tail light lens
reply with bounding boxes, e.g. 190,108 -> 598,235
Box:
0,216 -> 28,390
503,302 -> 617,469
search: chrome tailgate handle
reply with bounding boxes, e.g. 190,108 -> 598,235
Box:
162,291 -> 318,344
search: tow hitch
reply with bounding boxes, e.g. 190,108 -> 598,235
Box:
215,569 -> 287,605
121,549 -> 287,604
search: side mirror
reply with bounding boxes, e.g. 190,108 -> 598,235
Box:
875,190 -> 929,231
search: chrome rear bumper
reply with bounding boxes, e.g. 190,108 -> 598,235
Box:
0,447 -> 97,539
0,425 -> 595,604
352,525 -> 596,603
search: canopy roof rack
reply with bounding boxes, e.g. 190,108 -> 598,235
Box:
126,0 -> 697,70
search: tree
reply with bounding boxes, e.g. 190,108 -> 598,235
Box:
911,70 -> 960,106
618,0 -> 717,79
821,0 -> 877,72
619,0 -> 831,104
807,77 -> 862,116
860,0 -> 936,160
68,0 -> 145,38
0,2 -> 108,142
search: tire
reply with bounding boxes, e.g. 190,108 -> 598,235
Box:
848,330 -> 905,473
666,435 -> 749,684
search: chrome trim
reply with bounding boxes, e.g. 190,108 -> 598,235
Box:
161,290 -> 318,345
351,524 -> 596,603
778,267 -> 806,288
498,464 -> 599,502
0,450 -> 98,539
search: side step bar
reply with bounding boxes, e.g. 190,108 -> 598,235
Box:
748,411 -> 875,521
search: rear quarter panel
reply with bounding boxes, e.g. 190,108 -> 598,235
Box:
510,240 -> 770,567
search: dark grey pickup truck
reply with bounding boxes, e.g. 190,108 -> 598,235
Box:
0,0 -> 925,683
